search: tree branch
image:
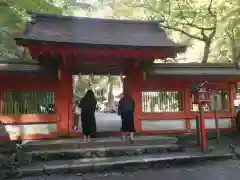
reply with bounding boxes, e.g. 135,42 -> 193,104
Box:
132,3 -> 166,21
175,0 -> 215,30
207,0 -> 214,17
0,0 -> 8,6
161,24 -> 204,41
220,50 -> 232,63
209,28 -> 216,40
178,22 -> 216,30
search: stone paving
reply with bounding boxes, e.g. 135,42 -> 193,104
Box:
16,159 -> 240,180
24,144 -> 182,162
17,150 -> 234,178
11,133 -> 240,179
18,136 -> 182,165
23,136 -> 178,150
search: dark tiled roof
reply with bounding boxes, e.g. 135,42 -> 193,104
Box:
16,12 -> 185,51
150,63 -> 240,76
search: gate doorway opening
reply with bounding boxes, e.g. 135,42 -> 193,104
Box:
72,75 -> 124,135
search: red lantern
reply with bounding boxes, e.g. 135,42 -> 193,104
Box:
198,88 -> 211,104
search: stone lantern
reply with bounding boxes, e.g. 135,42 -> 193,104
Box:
198,87 -> 211,104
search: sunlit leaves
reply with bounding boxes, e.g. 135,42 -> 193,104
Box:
0,0 -> 65,59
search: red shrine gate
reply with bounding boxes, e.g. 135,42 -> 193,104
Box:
0,12 -> 238,140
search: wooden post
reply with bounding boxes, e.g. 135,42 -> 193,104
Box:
184,88 -> 191,130
229,84 -> 236,129
196,115 -> 201,146
199,103 -> 207,152
127,64 -> 142,133
55,54 -> 73,137
214,95 -> 220,144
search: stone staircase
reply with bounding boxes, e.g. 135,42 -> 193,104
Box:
15,135 -> 233,178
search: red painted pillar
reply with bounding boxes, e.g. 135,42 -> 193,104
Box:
126,64 -> 142,133
55,62 -> 73,136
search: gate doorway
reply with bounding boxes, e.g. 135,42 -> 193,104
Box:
72,75 -> 124,136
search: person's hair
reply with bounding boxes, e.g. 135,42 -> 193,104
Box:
123,91 -> 130,98
84,90 -> 96,101
123,91 -> 128,96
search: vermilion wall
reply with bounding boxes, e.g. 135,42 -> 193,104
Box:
0,71 -> 236,140
137,75 -> 236,134
0,75 -> 59,140
0,71 -> 74,140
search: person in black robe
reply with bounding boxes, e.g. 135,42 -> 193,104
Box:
236,105 -> 240,132
79,90 -> 97,142
118,92 -> 135,141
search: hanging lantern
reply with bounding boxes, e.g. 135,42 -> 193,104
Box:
198,88 -> 211,104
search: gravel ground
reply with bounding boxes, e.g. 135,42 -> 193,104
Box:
16,159 -> 240,180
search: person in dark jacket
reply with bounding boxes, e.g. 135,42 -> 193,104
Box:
79,90 -> 97,142
118,92 -> 135,141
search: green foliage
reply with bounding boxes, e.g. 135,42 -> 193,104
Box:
0,0 -> 69,59
211,0 -> 240,63
73,75 -> 121,103
86,0 -> 240,63
107,0 -> 218,63
2,0 -> 240,63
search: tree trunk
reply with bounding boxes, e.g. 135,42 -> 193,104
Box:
107,83 -> 115,111
88,75 -> 93,90
201,42 -> 211,63
73,76 -> 78,96
232,39 -> 240,64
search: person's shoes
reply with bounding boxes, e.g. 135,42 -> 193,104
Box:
73,126 -> 78,132
83,135 -> 87,142
87,136 -> 91,142
129,133 -> 134,143
121,136 -> 126,140
129,139 -> 134,144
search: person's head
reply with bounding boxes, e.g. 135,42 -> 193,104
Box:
120,93 -> 124,99
84,89 -> 96,100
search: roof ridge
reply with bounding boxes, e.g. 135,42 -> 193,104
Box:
27,11 -> 162,25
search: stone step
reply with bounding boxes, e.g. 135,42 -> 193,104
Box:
16,151 -> 234,178
20,144 -> 183,163
23,136 -> 178,151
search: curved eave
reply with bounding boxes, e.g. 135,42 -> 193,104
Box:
169,45 -> 187,57
15,39 -> 186,61
0,63 -> 57,76
15,37 -> 185,50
